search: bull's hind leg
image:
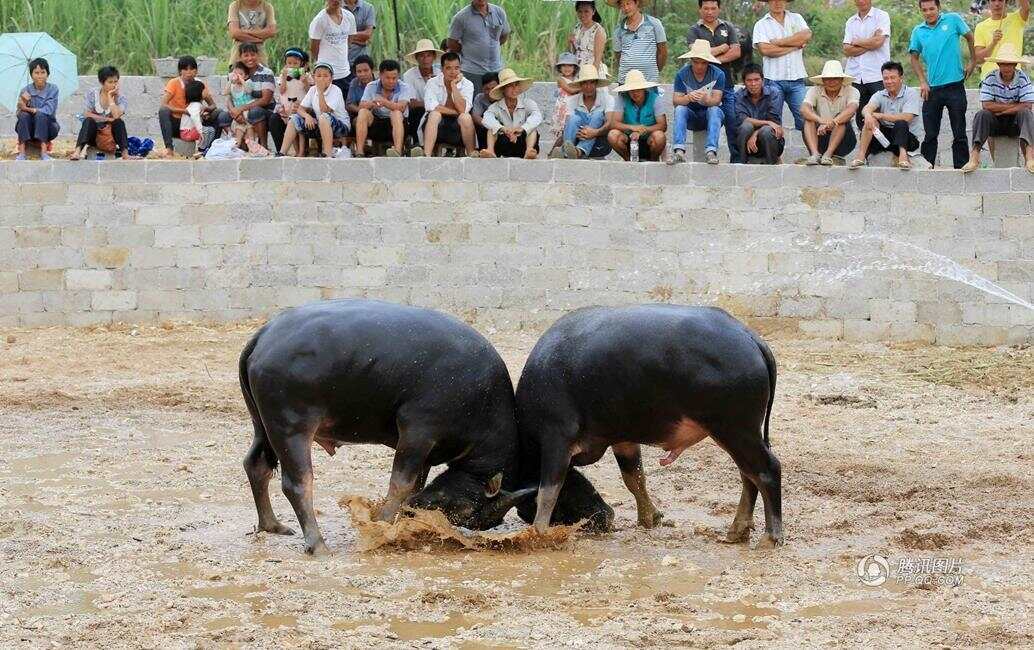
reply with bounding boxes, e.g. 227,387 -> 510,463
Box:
377,414 -> 435,523
612,443 -> 664,528
712,430 -> 783,547
725,471 -> 758,543
243,429 -> 294,536
269,422 -> 330,556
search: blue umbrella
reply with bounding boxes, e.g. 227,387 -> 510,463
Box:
0,32 -> 78,112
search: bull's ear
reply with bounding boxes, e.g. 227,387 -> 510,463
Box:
484,472 -> 503,498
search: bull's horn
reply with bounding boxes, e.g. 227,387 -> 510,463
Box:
484,472 -> 503,498
488,487 -> 537,516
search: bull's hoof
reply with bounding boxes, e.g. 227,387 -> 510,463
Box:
261,523 -> 295,536
724,525 -> 752,544
638,509 -> 665,529
305,541 -> 332,557
756,532 -> 784,549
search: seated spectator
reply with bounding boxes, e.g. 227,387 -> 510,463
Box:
735,62 -> 785,165
671,39 -> 726,165
850,61 -> 921,169
552,64 -> 614,159
346,54 -> 375,126
549,53 -> 580,158
14,58 -> 59,161
607,70 -> 667,161
963,44 -> 1034,173
158,56 -> 229,158
411,51 -> 477,157
481,69 -> 542,159
226,61 -> 258,147
269,48 -> 313,154
800,60 -> 859,166
354,59 -> 412,157
278,62 -> 349,157
471,72 -> 500,151
233,42 -> 277,148
71,66 -> 130,160
402,39 -> 444,144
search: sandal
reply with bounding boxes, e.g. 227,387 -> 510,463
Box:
895,159 -> 912,170
848,159 -> 866,170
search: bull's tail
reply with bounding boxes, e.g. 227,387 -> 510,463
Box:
751,333 -> 777,448
239,327 -> 278,471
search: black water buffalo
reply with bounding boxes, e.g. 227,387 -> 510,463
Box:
239,299 -> 532,555
515,305 -> 783,546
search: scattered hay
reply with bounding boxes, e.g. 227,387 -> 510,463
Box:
804,393 -> 878,409
894,527 -> 953,550
340,496 -> 580,552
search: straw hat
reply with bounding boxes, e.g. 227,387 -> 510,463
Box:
809,60 -> 855,84
555,52 -> 581,75
678,39 -> 720,64
569,64 -> 606,90
490,69 -> 534,100
405,38 -> 445,65
989,43 -> 1030,65
614,69 -> 659,93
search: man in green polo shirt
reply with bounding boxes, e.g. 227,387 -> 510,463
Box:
908,0 -> 976,168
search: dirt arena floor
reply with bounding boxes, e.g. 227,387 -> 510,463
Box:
1,321 -> 1032,648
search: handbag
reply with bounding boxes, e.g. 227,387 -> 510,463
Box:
95,124 -> 117,153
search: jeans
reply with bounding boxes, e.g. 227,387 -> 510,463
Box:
563,109 -> 611,158
921,81 -> 968,169
15,111 -> 59,143
773,79 -> 806,131
853,81 -> 884,130
674,104 -> 723,153
721,91 -> 740,162
737,122 -> 784,165
76,117 -> 129,155
158,106 -> 230,149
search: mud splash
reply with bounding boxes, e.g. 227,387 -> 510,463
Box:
341,496 -> 580,552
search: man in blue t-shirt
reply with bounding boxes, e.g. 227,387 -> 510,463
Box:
908,0 -> 976,168
670,39 -> 727,164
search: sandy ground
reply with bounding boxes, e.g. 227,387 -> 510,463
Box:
1,320 -> 1032,648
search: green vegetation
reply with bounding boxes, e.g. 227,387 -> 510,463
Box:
1,0 -> 974,83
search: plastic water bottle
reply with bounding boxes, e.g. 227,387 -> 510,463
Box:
95,153 -> 105,161
630,136 -> 639,163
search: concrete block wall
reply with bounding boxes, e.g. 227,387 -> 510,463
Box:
0,157 -> 1032,345
0,77 -> 993,166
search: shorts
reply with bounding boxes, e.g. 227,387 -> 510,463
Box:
292,112 -> 349,139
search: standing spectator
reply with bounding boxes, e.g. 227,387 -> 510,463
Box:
71,66 -> 130,161
158,56 -> 229,158
688,0 -> 742,162
607,70 -> 668,161
571,1 -> 608,78
670,40 -> 726,165
471,72 -> 500,151
609,0 -> 668,83
309,0 -> 357,96
850,61 -> 922,169
752,0 -> 812,132
909,0 -> 976,169
269,48 -> 312,153
227,0 -> 278,64
447,0 -> 511,89
481,69 -> 542,159
554,64 -> 615,159
735,62 -> 786,165
412,51 -> 477,157
974,0 -> 1029,79
800,60 -> 859,165
14,58 -> 59,161
403,39 -> 444,145
343,0 -> 376,82
843,0 -> 891,130
963,44 -> 1034,173
354,59 -> 412,157
234,42 -> 277,149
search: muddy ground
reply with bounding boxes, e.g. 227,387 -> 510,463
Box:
1,321 -> 1031,648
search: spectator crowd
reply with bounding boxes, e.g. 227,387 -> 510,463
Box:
11,0 -> 1034,173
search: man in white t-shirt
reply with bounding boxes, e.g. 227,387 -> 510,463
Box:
411,51 -> 477,157
752,0 -> 812,131
278,61 -> 349,157
843,0 -> 891,129
309,0 -> 357,96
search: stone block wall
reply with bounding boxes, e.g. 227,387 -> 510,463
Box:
0,157 -> 1031,345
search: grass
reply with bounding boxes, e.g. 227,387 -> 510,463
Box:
1,0 -> 969,83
